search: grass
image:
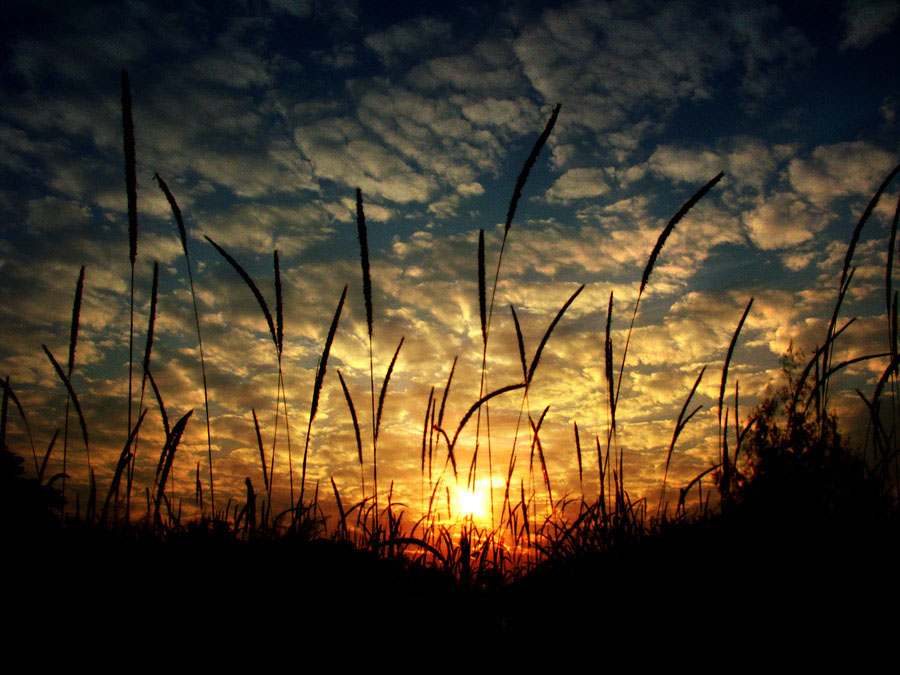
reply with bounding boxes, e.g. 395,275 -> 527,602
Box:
3,73 -> 900,596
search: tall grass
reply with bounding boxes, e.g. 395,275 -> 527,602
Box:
475,104 -> 560,530
4,76 -> 899,592
205,235 -> 288,521
154,174 -> 216,518
121,69 -> 138,453
62,265 -> 84,500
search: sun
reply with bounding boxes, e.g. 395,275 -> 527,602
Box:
457,486 -> 488,520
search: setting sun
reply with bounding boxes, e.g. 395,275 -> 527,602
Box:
457,487 -> 488,520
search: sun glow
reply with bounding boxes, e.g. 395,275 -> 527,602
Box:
456,486 -> 488,520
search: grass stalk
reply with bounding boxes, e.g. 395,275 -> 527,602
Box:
657,366 -> 706,520
614,172 -> 724,414
822,164 -> 900,414
718,298 -> 753,504
62,265 -> 84,500
474,104 -> 560,529
355,189 -> 378,522
156,174 -> 216,518
43,345 -> 90,478
121,69 -> 138,456
153,409 -> 193,526
206,235 -> 283,514
299,286 -> 347,508
337,370 -> 365,499
0,378 -> 38,476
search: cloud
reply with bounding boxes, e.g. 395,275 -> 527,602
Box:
268,0 -> 313,18
727,3 -> 815,99
648,146 -> 724,184
546,167 -> 611,201
787,142 -> 896,206
269,0 -> 360,24
25,196 -> 92,234
312,43 -> 357,69
364,17 -> 452,64
742,193 -> 828,250
200,199 -> 339,256
647,137 -> 776,190
189,47 -> 274,89
840,0 -> 900,49
1,0 -> 897,518
511,2 -> 720,139
407,36 -> 525,94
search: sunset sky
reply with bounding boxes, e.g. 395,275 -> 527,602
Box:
2,0 -> 899,525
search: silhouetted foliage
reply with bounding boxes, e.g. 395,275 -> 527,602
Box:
733,352 -> 895,526
1,444 -> 64,536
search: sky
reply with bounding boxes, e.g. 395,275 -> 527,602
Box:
1,0 -> 899,526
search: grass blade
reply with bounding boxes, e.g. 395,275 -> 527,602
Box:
528,405 -> 550,472
102,408 -> 147,522
422,385 -> 434,474
478,229 -> 486,345
154,174 -> 187,254
640,172 -> 724,296
605,291 -> 616,432
616,173 -> 724,411
840,163 -> 900,293
510,306 -> 528,381
885,194 -> 900,321
63,266 -> 85,497
376,337 -> 404,442
310,285 -> 348,424
274,250 -> 283,356
331,475 -> 347,535
526,285 -> 584,385
122,69 -> 138,448
156,173 -> 216,513
68,266 -> 85,376
337,370 -> 364,470
154,409 -> 193,523
205,235 -> 277,351
444,382 -> 526,453
121,69 -> 137,267
824,165 -> 900,401
718,298 -> 753,502
142,262 -> 158,379
252,408 -> 269,495
43,345 -> 90,474
356,188 -> 377,517
574,421 -> 583,488
437,356 -> 457,429
39,429 -> 59,484
356,188 -> 373,340
504,104 -> 561,237
300,285 -> 348,506
658,366 -> 706,518
530,414 -> 552,508
146,367 -> 170,438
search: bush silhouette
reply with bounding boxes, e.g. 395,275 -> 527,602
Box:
733,356 -> 894,529
1,445 -> 64,537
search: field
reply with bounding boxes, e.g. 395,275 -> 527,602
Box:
4,72 -> 900,597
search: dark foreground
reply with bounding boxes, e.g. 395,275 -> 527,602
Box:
7,444 -> 900,598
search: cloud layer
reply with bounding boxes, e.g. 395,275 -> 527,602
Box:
1,0 -> 898,524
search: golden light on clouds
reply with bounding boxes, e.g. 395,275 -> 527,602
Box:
1,0 -> 898,548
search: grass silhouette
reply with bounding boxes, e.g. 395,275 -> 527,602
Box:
3,73 -> 900,596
